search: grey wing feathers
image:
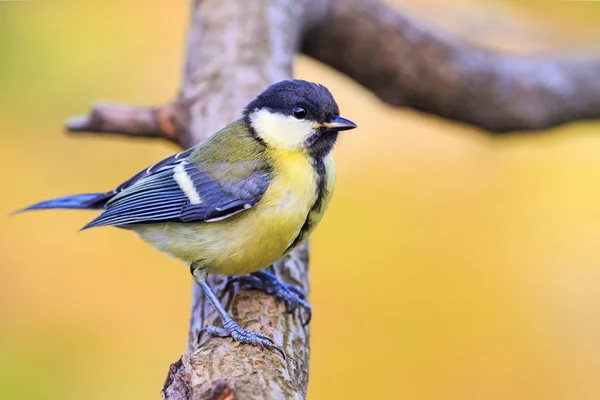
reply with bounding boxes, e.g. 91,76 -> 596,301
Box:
82,153 -> 270,229
82,168 -> 188,228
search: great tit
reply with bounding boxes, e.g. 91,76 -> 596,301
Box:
16,79 -> 357,355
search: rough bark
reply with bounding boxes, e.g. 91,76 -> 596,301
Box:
63,0 -> 600,399
303,0 -> 600,133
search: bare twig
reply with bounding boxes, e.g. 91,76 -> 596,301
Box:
303,0 -> 600,132
67,103 -> 180,142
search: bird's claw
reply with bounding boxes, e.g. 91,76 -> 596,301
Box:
227,271 -> 312,326
198,322 -> 285,359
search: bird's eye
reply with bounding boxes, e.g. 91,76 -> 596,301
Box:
292,106 -> 308,120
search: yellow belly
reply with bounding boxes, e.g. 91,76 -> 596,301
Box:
131,151 -> 325,276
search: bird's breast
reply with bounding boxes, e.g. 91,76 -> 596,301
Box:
208,150 -> 320,275
283,153 -> 336,253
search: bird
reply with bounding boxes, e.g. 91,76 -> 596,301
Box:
15,79 -> 357,356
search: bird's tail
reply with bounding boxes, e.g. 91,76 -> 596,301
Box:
13,193 -> 113,214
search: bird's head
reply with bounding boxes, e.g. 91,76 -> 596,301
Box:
243,80 -> 357,156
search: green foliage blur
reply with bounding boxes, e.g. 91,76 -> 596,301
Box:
3,1 -> 600,399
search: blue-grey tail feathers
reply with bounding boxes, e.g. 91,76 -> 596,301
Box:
14,192 -> 112,214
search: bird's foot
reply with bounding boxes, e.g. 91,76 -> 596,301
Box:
198,320 -> 285,359
227,270 -> 312,326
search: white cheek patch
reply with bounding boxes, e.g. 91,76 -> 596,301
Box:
173,163 -> 202,204
250,109 -> 317,150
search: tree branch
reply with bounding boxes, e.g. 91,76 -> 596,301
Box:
63,0 -> 600,398
303,0 -> 600,133
68,0 -> 600,138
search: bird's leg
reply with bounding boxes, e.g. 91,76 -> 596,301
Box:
191,266 -> 285,358
227,270 -> 312,326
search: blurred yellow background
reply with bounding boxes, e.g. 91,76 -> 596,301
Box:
3,1 -> 600,399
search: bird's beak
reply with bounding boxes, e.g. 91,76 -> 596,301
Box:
316,116 -> 357,132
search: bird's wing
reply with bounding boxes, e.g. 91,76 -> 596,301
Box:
82,149 -> 271,229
